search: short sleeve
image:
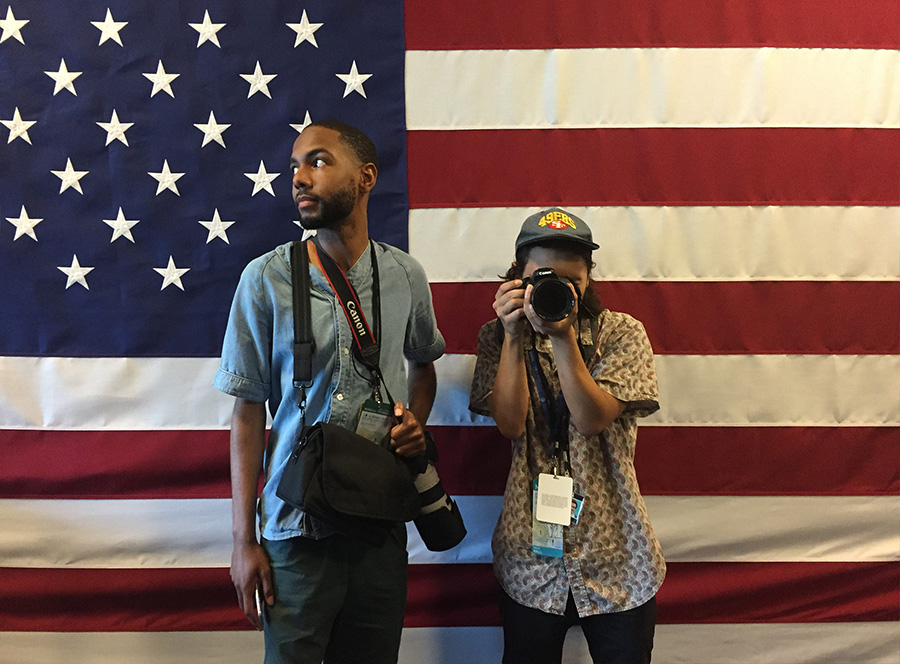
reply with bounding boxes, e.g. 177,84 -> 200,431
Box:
469,320 -> 503,417
212,256 -> 275,403
399,252 -> 446,364
592,314 -> 659,418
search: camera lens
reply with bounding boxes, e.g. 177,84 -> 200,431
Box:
531,278 -> 575,321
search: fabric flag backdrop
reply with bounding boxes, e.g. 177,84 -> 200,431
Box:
1,1 -> 897,663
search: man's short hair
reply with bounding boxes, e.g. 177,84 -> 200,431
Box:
308,120 -> 379,169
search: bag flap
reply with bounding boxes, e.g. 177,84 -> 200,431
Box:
318,422 -> 420,522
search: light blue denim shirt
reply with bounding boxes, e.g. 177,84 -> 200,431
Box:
214,240 -> 445,541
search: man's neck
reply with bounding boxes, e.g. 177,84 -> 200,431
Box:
313,221 -> 369,272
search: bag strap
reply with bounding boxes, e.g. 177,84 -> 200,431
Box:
291,240 -> 314,388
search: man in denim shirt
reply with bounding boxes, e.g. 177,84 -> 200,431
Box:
214,121 -> 445,664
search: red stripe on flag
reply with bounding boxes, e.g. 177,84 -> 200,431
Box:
430,425 -> 900,497
1,426 -> 895,499
655,561 -> 900,624
3,562 -> 896,631
406,0 -> 900,50
633,426 -> 900,496
432,281 -> 900,356
408,129 -> 900,208
0,429 -> 232,500
408,562 -> 900,626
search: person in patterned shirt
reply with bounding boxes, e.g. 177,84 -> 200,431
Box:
469,208 -> 665,664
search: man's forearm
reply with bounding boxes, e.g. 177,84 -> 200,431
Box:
407,361 -> 437,426
230,398 -> 268,543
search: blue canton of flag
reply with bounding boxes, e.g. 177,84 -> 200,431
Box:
0,1 -> 408,357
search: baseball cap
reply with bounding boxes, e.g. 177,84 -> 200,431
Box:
515,208 -> 599,251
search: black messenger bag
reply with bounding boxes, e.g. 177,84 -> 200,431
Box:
276,421 -> 421,543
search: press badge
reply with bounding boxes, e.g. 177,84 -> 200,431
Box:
532,478 -> 563,558
535,473 -> 574,526
355,398 -> 394,444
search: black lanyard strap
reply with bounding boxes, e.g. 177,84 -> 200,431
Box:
528,348 -> 571,476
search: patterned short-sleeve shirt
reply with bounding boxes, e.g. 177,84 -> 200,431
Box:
469,310 -> 665,616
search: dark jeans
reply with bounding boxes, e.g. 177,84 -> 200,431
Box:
500,589 -> 657,664
261,527 -> 408,664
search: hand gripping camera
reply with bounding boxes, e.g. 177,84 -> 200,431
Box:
522,267 -> 576,321
408,432 -> 467,551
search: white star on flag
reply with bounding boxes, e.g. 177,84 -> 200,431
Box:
102,207 -> 140,243
2,107 -> 36,144
287,10 -> 322,48
149,160 -> 185,196
199,209 -> 235,243
51,158 -> 89,194
45,59 -> 82,96
194,111 -> 230,147
58,255 -> 94,290
290,111 -> 313,134
143,60 -> 180,98
154,256 -> 190,291
96,110 -> 133,146
0,6 -> 28,44
336,60 -> 372,98
91,8 -> 127,46
189,10 -> 225,48
244,160 -> 279,196
6,206 -> 43,241
240,61 -> 277,99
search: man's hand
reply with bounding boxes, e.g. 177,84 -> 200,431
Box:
390,402 -> 426,457
231,540 -> 274,631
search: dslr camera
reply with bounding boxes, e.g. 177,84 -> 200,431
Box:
522,268 -> 576,321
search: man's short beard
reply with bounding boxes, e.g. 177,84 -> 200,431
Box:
297,182 -> 357,230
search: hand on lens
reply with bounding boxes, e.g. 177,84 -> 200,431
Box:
390,402 -> 426,457
493,279 -> 529,338
524,280 -> 578,338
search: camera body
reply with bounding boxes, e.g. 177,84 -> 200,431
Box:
522,268 -> 576,321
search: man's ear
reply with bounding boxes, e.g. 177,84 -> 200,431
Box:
358,163 -> 377,194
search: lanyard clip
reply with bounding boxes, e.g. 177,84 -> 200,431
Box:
297,385 -> 307,428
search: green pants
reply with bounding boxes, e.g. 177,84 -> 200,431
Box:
261,528 -> 408,664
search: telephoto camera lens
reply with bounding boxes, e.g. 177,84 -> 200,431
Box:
412,463 -> 467,551
525,268 -> 575,321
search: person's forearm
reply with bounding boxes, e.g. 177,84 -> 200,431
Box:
230,398 -> 268,544
407,361 -> 437,425
550,329 -> 624,436
488,333 -> 529,439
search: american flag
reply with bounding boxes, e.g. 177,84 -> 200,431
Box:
1,1 -> 898,663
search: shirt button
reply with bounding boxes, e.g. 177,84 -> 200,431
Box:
343,348 -> 350,355
336,394 -> 344,401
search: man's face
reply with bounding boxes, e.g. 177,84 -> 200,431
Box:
290,126 -> 361,230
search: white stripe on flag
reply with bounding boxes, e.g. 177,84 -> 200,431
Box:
431,354 -> 900,427
409,206 -> 900,282
406,48 -> 900,130
1,354 -> 897,429
1,623 -> 897,664
2,495 -> 896,568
